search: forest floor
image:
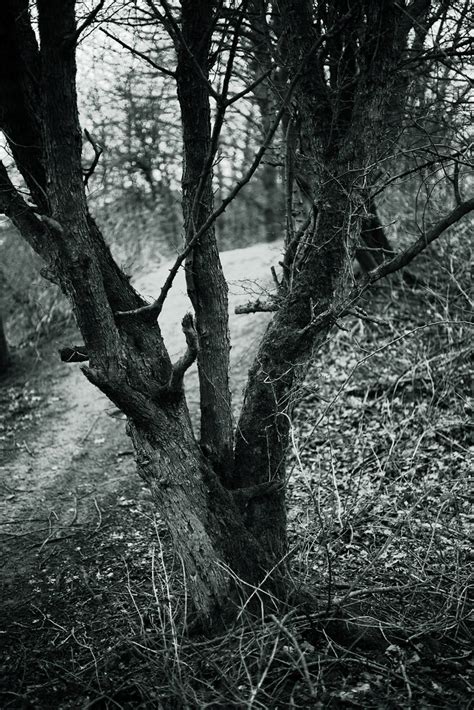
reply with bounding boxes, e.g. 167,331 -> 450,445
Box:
0,240 -> 472,709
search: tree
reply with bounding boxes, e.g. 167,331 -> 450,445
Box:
0,0 -> 472,624
81,48 -> 185,252
245,0 -> 396,266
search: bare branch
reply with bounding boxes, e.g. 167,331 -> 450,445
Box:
66,0 -> 106,47
168,313 -> 198,392
271,265 -> 281,290
0,160 -> 48,258
100,28 -> 176,78
235,299 -> 279,314
361,198 -> 474,286
371,147 -> 470,199
344,307 -> 386,326
143,0 -> 176,41
83,129 -> 103,188
59,345 -> 89,363
116,28 -> 335,321
224,66 -> 275,107
451,161 -> 463,206
116,241 -> 190,320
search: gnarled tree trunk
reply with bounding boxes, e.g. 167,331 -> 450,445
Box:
0,0 -> 269,623
2,0 -> 471,625
232,0 -> 414,558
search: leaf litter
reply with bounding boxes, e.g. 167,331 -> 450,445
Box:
1,240 -> 472,708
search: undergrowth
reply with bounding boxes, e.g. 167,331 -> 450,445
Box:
1,232 -> 472,708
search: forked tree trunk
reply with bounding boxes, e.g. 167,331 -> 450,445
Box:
0,0 -> 271,622
0,0 -> 454,624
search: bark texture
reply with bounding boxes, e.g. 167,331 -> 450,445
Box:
233,0 -> 417,559
0,0 -> 268,622
0,0 -> 47,211
176,0 -> 233,478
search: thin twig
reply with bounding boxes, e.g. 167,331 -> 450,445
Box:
117,30 -> 332,321
67,0 -> 106,47
225,66 -> 274,107
370,147 -> 470,199
93,497 -> 102,531
80,414 -> 101,445
83,129 -> 103,188
100,28 -> 176,78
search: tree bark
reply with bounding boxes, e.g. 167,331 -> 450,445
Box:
176,0 -> 234,478
25,0 -> 266,621
233,174 -> 354,558
0,0 -> 47,211
233,0 -> 414,559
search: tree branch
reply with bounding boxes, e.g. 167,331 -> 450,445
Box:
167,313 -> 198,392
450,161 -> 463,206
83,129 -> 103,188
100,28 -> 176,78
59,345 -> 89,362
66,0 -> 106,47
225,66 -> 275,107
370,148 -> 469,199
361,198 -> 474,286
0,160 -> 48,258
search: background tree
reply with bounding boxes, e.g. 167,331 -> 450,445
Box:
0,0 -> 472,624
80,6 -> 280,254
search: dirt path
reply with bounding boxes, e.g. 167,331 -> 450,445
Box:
0,363 -> 129,581
135,241 -> 282,415
0,241 -> 282,584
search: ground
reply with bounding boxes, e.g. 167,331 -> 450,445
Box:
1,241 -> 472,708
